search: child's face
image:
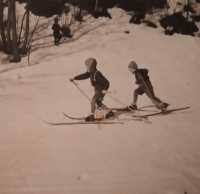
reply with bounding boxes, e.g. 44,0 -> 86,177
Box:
86,66 -> 90,72
129,68 -> 136,74
86,64 -> 96,73
87,68 -> 95,73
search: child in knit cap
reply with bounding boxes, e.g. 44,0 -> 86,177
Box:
70,58 -> 114,121
127,61 -> 168,111
52,17 -> 62,46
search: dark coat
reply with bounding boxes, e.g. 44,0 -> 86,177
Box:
74,70 -> 109,91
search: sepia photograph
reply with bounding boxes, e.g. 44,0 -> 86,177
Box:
0,0 -> 200,193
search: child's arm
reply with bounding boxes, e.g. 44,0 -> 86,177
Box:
74,72 -> 90,80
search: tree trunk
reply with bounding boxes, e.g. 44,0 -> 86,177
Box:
7,0 -> 12,54
18,11 -> 26,43
95,0 -> 98,11
77,0 -> 83,22
21,0 -> 30,55
187,0 -> 189,22
10,0 -> 21,62
0,0 -> 7,52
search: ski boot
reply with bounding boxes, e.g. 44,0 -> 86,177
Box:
54,40 -> 59,46
126,104 -> 137,111
105,111 -> 115,119
84,114 -> 95,122
97,106 -> 103,110
161,103 -> 169,112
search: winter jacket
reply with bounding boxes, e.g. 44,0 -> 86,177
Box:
74,70 -> 109,91
52,23 -> 62,35
135,69 -> 149,84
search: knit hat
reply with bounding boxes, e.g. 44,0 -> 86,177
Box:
54,17 -> 59,23
85,58 -> 97,72
128,61 -> 138,69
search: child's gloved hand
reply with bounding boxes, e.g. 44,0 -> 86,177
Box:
135,80 -> 141,85
102,90 -> 107,94
69,78 -> 74,82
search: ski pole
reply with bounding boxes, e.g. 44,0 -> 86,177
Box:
72,80 -> 116,100
107,94 -> 149,121
106,94 -> 138,112
106,93 -> 127,107
71,80 -> 90,101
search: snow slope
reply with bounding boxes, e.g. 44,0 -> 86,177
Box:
0,4 -> 200,194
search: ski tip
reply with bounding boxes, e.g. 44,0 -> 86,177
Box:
42,120 -> 55,125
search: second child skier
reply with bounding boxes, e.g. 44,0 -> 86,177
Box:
70,58 -> 114,122
127,61 -> 168,111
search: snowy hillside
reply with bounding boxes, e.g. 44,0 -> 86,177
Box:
0,3 -> 200,194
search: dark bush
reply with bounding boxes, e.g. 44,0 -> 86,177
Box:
96,0 -> 120,9
183,4 -> 196,14
61,26 -> 73,38
129,12 -> 145,24
160,12 -> 199,36
191,15 -> 200,22
182,22 -> 199,35
92,9 -> 112,19
118,0 -> 167,12
145,21 -> 158,28
29,0 -> 63,17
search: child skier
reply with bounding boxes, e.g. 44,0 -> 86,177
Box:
52,17 -> 62,46
69,58 -> 114,122
127,61 -> 168,111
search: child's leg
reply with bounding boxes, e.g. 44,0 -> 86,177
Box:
127,87 -> 143,111
95,92 -> 114,118
84,97 -> 96,121
58,34 -> 62,43
133,91 -> 139,105
96,100 -> 108,110
144,81 -> 165,109
53,34 -> 57,45
133,86 -> 144,105
126,89 -> 140,110
90,98 -> 97,114
56,37 -> 60,45
54,33 -> 61,45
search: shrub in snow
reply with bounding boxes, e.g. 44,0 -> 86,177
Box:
160,12 -> 199,36
143,20 -> 158,28
92,9 -> 111,19
191,15 -> 200,22
61,26 -> 73,38
129,12 -> 145,24
30,0 -> 62,17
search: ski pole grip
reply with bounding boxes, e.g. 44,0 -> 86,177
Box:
72,80 -> 78,85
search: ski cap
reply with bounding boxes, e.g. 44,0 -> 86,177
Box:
128,61 -> 138,73
85,58 -> 97,72
54,17 -> 59,22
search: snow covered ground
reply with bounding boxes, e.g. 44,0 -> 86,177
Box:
0,3 -> 200,194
